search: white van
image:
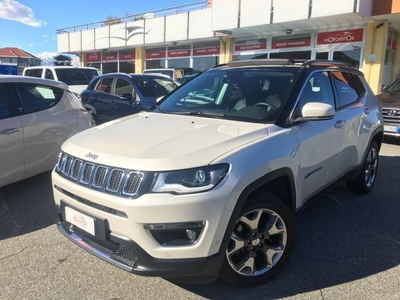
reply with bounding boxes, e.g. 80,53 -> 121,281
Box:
143,68 -> 185,81
23,66 -> 101,97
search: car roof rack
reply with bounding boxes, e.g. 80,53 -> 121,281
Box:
301,59 -> 354,68
227,59 -> 295,67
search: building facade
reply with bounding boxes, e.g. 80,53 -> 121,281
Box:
0,47 -> 41,75
57,0 -> 400,93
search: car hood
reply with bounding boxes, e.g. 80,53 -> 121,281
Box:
377,91 -> 400,108
62,112 -> 269,171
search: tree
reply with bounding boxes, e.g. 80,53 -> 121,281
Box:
102,15 -> 121,26
53,54 -> 72,66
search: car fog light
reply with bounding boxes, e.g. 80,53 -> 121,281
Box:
186,229 -> 197,242
144,222 -> 205,246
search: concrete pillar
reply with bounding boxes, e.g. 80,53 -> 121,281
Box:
79,52 -> 86,67
135,46 -> 145,74
219,37 -> 234,64
363,21 -> 389,94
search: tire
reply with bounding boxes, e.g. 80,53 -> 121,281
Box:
219,190 -> 295,288
346,141 -> 379,194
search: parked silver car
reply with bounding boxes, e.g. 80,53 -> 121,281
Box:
0,75 -> 93,188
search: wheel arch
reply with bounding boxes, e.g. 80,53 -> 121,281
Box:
219,168 -> 296,253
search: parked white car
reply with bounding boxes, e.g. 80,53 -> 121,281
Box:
0,75 -> 93,188
52,59 -> 384,287
23,66 -> 101,98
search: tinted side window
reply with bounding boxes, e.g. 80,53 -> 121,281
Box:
45,69 -> 54,80
115,79 -> 133,96
332,72 -> 365,107
296,71 -> 335,116
25,68 -> 43,78
95,78 -> 113,94
0,84 -> 12,119
16,83 -> 63,114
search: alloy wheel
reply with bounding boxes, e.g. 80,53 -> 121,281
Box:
365,146 -> 378,187
226,208 -> 287,276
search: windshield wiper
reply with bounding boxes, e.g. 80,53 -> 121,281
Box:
152,105 -> 168,113
169,110 -> 225,118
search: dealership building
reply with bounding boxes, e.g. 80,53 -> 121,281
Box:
57,0 -> 400,93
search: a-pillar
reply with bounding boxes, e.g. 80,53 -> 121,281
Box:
135,47 -> 145,74
363,21 -> 389,94
219,37 -> 234,64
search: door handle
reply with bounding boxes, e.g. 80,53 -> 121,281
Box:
334,120 -> 346,129
0,128 -> 19,135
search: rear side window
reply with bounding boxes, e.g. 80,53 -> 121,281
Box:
24,68 -> 43,78
332,72 -> 366,108
45,69 -> 55,80
94,78 -> 113,93
16,83 -> 63,114
55,68 -> 101,85
115,79 -> 134,96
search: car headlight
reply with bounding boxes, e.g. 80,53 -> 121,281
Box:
151,164 -> 229,194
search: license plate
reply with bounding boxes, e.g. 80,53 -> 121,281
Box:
384,125 -> 399,133
65,206 -> 96,236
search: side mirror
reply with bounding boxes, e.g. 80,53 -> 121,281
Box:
301,102 -> 335,120
120,93 -> 134,101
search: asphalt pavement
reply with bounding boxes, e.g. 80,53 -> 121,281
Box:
0,138 -> 399,300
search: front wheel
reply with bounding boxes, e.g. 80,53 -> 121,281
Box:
219,190 -> 295,287
346,141 -> 379,194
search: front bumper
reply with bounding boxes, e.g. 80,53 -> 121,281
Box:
52,170 -> 240,280
56,210 -> 222,281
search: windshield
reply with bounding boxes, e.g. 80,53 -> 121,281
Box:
386,78 -> 400,92
132,77 -> 178,98
157,69 -> 296,123
55,68 -> 101,85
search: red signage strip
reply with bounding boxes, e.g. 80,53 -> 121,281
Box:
86,52 -> 101,62
146,51 -> 166,59
119,53 -> 135,60
103,54 -> 118,61
193,47 -> 220,56
235,43 -> 266,51
168,49 -> 190,58
317,29 -> 363,45
272,38 -> 311,49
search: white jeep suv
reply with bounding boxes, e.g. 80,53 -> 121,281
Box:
52,59 -> 384,287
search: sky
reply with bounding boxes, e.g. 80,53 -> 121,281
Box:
0,0 -> 201,62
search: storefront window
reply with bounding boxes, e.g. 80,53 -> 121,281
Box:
234,39 -> 267,60
270,51 -> 312,60
87,62 -> 101,70
168,57 -> 190,68
333,49 -> 361,68
146,47 -> 166,70
193,42 -> 220,70
193,56 -> 219,71
119,61 -> 135,73
316,52 -> 329,60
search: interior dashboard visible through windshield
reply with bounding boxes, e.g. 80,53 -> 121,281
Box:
157,68 -> 297,123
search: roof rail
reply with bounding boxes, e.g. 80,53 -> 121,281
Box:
227,59 -> 295,67
301,59 -> 354,68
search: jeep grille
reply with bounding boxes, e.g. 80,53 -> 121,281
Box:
56,153 -> 144,198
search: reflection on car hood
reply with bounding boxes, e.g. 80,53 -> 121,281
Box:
377,92 -> 400,107
62,112 -> 269,171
